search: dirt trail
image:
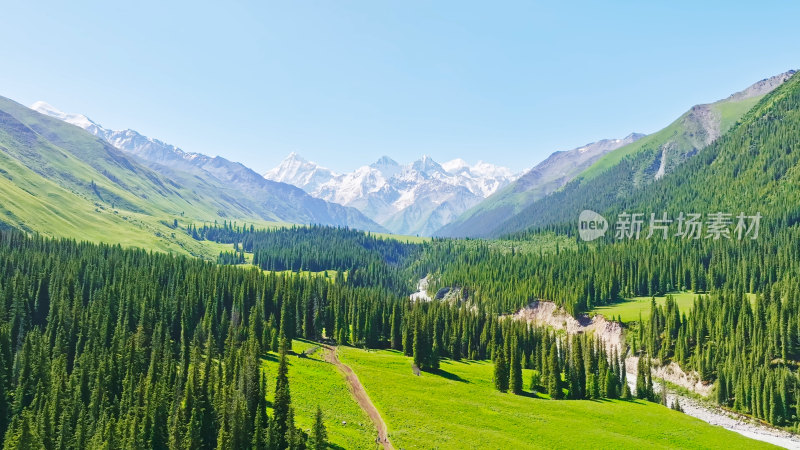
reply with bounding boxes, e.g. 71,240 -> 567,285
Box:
323,345 -> 393,449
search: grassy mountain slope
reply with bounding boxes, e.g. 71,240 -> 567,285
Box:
494,70 -> 796,236
29,101 -> 387,233
608,70 -> 800,223
437,134 -> 644,238
335,346 -> 772,449
0,96 -> 284,256
0,96 -> 388,255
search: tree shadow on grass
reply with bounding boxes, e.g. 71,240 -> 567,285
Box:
427,368 -> 470,383
518,390 -> 542,399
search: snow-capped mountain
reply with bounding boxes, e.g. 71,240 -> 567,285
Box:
263,152 -> 338,193
30,102 -> 386,232
31,101 -> 207,167
436,133 -> 646,238
264,153 -> 521,236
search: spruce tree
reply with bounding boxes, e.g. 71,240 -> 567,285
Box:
510,338 -> 523,395
636,357 -> 648,400
548,345 -> 563,399
270,339 -> 292,449
310,405 -> 328,450
494,346 -> 509,392
716,372 -> 728,406
412,313 -> 425,369
390,304 -> 402,350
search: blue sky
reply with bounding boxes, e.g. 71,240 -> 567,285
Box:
1,1 -> 798,173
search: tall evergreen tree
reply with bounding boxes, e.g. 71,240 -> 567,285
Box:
548,345 -> 563,399
270,339 -> 292,450
510,337 -> 523,395
309,405 -> 328,450
494,346 -> 509,393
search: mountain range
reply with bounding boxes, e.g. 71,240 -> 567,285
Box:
29,101 -> 385,234
436,133 -> 646,237
264,153 -> 519,236
9,69 -> 797,247
439,69 -> 797,238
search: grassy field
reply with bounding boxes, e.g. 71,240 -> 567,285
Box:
590,292 -> 759,322
371,231 -> 431,244
261,340 -> 376,449
337,346 -> 772,449
590,292 -> 699,322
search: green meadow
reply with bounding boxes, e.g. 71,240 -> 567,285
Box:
333,346 -> 774,449
590,292 -> 699,322
261,340 -> 376,449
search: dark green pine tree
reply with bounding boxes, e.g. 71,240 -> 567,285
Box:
402,315 -> 413,357
569,337 -> 585,399
0,328 -> 9,441
270,339 -> 292,450
412,313 -> 429,370
3,411 -> 42,450
494,345 -> 509,392
390,304 -> 402,350
548,344 -> 563,399
285,406 -> 306,450
309,405 -> 328,450
645,357 -> 654,402
510,338 -> 523,395
185,351 -> 215,450
252,373 -> 270,450
279,299 -> 293,342
636,357 -> 648,400
716,371 -> 728,406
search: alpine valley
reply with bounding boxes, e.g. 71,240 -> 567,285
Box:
2,29 -> 800,450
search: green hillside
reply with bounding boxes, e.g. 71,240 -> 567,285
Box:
336,346 -> 773,449
495,72 -> 798,236
436,134 -> 645,238
0,96 -> 313,257
262,341 -> 375,449
449,71 -> 793,238
608,70 -> 800,223
579,93 -> 764,182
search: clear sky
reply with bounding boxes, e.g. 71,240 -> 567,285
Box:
1,1 -> 798,173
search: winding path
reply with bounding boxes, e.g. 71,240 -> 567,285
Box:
323,345 -> 393,449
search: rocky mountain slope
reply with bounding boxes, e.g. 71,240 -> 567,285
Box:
265,153 -> 519,236
436,133 -> 645,237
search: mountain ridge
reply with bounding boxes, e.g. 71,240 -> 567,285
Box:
264,153 -> 520,236
494,69 -> 798,237
436,133 -> 645,237
30,102 -> 386,233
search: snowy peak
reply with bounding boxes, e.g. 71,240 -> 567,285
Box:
31,101 -> 204,165
410,155 -> 444,174
371,155 -> 399,168
31,101 -> 101,133
263,153 -> 338,193
29,100 -> 385,232
264,153 -> 520,236
370,156 -> 401,178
